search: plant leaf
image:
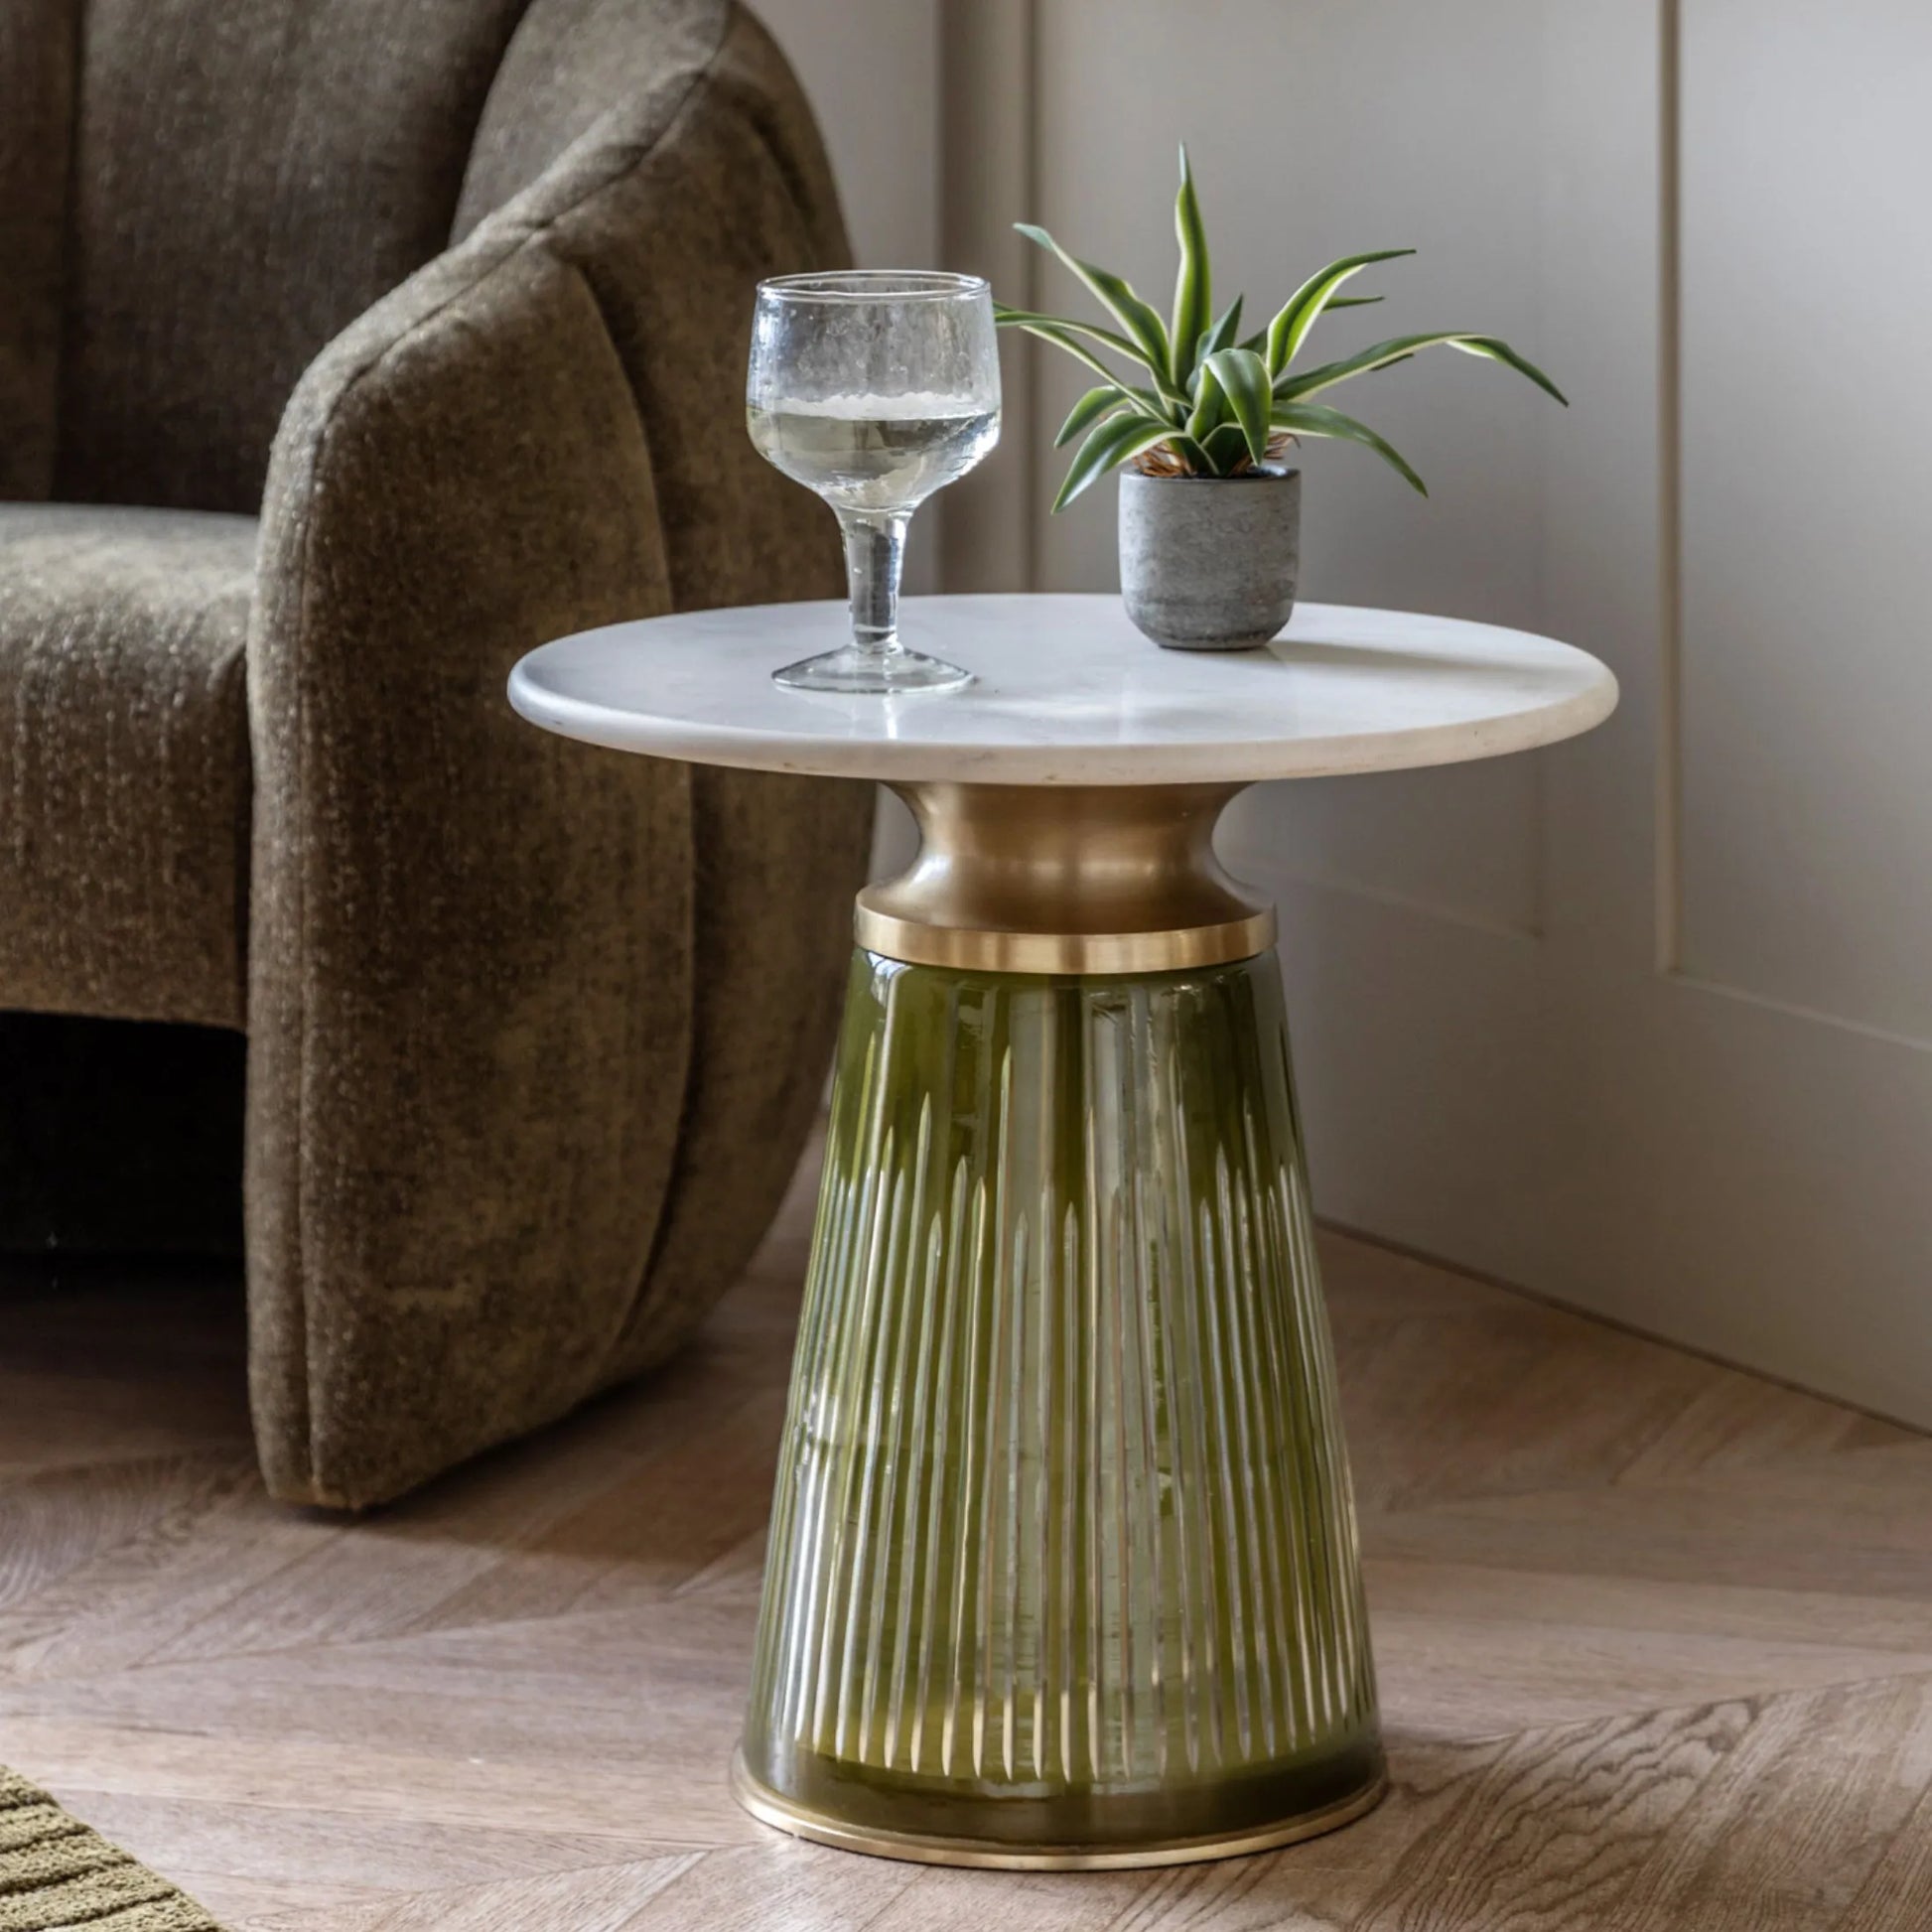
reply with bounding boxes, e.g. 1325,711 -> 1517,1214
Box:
1447,335 -> 1568,404
1171,146 -> 1212,388
1015,222 -> 1174,388
1167,431 -> 1215,474
1184,360 -> 1227,443
1273,334 -> 1433,399
1201,346 -> 1274,464
1002,319 -> 1181,419
993,305 -> 1141,362
1052,381 -> 1169,446
1264,248 -> 1416,376
1200,422 -> 1254,475
1053,413 -> 1182,511
1055,385 -> 1126,448
1277,331 -> 1568,405
1271,400 -> 1428,494
1243,298 -> 1372,358
1197,293 -> 1245,368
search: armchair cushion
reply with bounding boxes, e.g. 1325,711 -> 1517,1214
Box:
53,0 -> 535,514
0,504 -> 254,1028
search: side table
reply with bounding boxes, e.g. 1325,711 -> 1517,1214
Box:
509,594 -> 1616,1868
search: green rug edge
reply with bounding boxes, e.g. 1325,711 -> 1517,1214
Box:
0,1766 -> 223,1932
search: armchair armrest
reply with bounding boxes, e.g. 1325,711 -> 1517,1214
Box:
245,8 -> 868,1506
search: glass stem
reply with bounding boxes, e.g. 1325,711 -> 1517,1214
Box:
840,509 -> 908,662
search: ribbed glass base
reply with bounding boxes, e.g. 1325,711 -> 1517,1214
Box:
741,948 -> 1382,1863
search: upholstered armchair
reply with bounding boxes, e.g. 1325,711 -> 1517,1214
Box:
0,0 -> 873,1506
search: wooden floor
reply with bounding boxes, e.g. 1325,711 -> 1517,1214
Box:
5,1142 -> 1932,1931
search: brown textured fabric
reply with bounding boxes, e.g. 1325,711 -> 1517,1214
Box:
245,2 -> 869,1506
0,505 -> 254,1027
0,0 -> 872,1506
55,0 -> 533,512
0,1764 -> 224,1930
454,0 -> 730,234
246,244 -> 699,1504
460,0 -> 862,1380
0,0 -> 72,501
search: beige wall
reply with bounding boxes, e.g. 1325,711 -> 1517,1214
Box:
751,0 -> 940,270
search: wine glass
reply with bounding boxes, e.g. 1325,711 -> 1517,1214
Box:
748,271 -> 1000,694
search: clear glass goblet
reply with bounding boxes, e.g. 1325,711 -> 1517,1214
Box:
748,270 -> 1000,694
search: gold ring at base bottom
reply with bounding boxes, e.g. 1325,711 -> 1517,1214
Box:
728,1751 -> 1389,1871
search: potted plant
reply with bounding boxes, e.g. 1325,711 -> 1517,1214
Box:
995,150 -> 1566,650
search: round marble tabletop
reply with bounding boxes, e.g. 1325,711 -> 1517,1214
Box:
508,594 -> 1616,787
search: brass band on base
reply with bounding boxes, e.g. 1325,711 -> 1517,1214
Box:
856,779 -> 1271,975
853,901 -> 1276,975
730,1753 -> 1388,1871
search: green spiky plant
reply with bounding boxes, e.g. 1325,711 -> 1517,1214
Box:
996,148 -> 1566,510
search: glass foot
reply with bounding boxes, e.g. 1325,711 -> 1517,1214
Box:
772,643 -> 973,695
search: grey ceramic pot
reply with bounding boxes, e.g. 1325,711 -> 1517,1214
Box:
1117,466 -> 1301,650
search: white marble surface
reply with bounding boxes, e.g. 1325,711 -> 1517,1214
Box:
507,595 -> 1617,785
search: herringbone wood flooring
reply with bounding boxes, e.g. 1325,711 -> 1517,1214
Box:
4,1138 -> 1931,1929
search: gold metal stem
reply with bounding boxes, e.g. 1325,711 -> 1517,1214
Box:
854,781 -> 1273,975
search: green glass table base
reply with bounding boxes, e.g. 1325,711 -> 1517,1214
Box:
740,947 -> 1383,1867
